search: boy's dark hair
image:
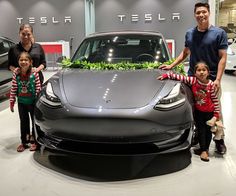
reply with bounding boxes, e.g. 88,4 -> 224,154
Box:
194,2 -> 210,13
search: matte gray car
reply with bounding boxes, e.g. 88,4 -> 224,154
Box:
35,31 -> 194,155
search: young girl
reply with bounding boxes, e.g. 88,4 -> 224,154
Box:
158,61 -> 223,162
10,52 -> 41,152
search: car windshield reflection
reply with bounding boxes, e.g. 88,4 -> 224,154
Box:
72,35 -> 169,64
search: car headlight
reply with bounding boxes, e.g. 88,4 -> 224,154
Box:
40,82 -> 62,107
154,83 -> 186,110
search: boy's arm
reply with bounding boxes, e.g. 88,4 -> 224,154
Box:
159,47 -> 190,70
214,49 -> 227,93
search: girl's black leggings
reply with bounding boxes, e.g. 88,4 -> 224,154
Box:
18,103 -> 35,144
194,110 -> 214,151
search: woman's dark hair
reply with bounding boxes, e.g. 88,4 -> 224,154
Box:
19,24 -> 33,33
18,51 -> 33,75
194,2 -> 210,13
194,61 -> 210,73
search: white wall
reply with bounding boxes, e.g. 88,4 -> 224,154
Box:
209,0 -> 216,25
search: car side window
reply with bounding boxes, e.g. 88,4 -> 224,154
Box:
0,39 -> 10,55
3,41 -> 10,51
0,40 -> 5,55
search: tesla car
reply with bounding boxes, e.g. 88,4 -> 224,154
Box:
0,36 -> 15,100
35,31 -> 194,155
225,38 -> 236,74
220,26 -> 236,40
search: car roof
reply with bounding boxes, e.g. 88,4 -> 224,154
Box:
86,31 -> 163,39
0,36 -> 15,43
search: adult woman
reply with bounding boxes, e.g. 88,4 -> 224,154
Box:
8,24 -> 46,84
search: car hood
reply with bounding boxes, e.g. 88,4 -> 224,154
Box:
60,69 -> 167,109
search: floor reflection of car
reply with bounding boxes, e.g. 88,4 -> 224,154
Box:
35,31 -> 194,156
0,36 -> 15,100
225,38 -> 236,74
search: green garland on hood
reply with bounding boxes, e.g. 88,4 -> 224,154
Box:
60,58 -> 186,75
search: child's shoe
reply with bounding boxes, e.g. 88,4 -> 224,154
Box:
17,144 -> 28,152
29,143 -> 37,151
200,151 -> 209,162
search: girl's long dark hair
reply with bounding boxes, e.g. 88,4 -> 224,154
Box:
18,51 -> 33,75
194,61 -> 210,79
194,61 -> 210,73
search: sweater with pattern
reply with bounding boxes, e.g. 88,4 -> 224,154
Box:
10,72 -> 41,106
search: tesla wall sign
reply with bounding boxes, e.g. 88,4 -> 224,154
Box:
118,13 -> 181,22
16,16 -> 72,24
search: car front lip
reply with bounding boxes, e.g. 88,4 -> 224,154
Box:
35,102 -> 194,155
36,125 -> 193,155
35,115 -> 192,142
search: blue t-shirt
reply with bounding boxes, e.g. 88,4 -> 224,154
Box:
185,25 -> 228,80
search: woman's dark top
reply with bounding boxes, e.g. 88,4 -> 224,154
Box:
8,42 -> 46,83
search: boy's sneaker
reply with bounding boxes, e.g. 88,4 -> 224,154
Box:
215,139 -> 227,154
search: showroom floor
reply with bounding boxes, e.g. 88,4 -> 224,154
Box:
0,71 -> 236,196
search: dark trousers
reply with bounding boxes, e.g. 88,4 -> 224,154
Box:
194,110 -> 213,151
18,103 -> 35,144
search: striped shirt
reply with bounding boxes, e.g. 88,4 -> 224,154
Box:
164,72 -> 220,119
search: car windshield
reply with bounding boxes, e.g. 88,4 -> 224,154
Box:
72,34 -> 170,64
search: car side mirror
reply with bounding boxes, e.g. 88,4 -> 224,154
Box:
56,56 -> 66,63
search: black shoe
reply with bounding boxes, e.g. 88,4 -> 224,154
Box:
215,139 -> 227,155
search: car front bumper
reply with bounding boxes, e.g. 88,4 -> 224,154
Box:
35,121 -> 193,155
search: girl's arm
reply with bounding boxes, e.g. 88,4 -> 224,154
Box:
158,72 -> 196,85
9,73 -> 18,112
34,72 -> 41,95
